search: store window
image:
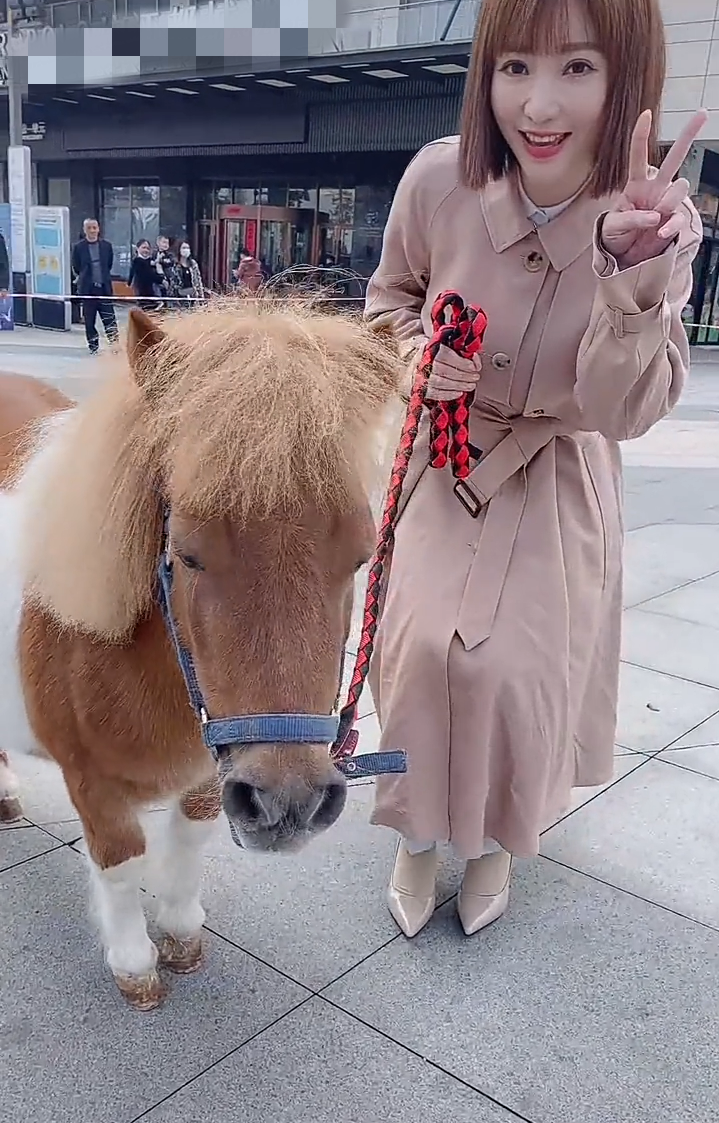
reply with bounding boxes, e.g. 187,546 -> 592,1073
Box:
101,183 -> 159,277
317,188 -> 356,268
101,182 -> 188,277
350,185 -> 394,278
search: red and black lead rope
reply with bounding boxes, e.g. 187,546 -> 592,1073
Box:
331,290 -> 488,762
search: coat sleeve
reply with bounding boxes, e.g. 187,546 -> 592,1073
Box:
363,147 -> 436,362
573,199 -> 702,441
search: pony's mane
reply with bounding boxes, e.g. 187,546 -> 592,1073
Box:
20,296 -> 403,640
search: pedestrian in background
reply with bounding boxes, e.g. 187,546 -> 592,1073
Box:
128,239 -> 163,312
173,241 -> 204,308
364,0 -> 705,939
71,218 -> 118,355
0,227 -> 9,298
152,234 -> 175,304
233,246 -> 264,293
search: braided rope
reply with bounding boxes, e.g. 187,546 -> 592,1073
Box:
331,290 -> 488,761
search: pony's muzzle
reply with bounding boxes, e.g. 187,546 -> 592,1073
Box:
221,746 -> 348,850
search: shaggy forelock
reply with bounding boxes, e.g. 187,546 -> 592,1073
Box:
20,295 -> 403,640
137,297 -> 403,518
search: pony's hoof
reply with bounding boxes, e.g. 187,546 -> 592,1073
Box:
0,795 -> 23,823
157,934 -> 204,974
114,970 -> 168,1011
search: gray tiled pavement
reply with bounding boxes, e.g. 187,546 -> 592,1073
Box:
2,330 -> 719,1122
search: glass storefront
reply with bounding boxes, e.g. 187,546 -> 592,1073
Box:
100,181 -> 188,278
192,179 -> 398,290
685,187 -> 719,345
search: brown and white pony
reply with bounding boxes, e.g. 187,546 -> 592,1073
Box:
0,301 -> 401,1009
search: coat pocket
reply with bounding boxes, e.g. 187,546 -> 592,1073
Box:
580,440 -> 621,593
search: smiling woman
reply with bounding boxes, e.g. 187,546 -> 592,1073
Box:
460,0 -> 666,201
362,0 -> 705,941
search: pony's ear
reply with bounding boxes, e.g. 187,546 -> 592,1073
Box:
126,308 -> 167,384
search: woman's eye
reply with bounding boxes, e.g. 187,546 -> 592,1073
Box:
177,551 -> 204,572
501,60 -> 528,76
565,59 -> 594,76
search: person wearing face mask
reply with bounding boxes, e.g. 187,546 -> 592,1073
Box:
172,241 -> 204,308
363,0 -> 705,939
128,239 -> 163,312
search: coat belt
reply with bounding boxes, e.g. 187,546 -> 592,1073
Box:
455,413 -> 564,650
388,409 -> 568,649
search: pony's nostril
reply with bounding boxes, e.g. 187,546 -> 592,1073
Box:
223,780 -> 262,822
311,781 -> 347,828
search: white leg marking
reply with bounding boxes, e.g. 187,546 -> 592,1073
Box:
89,855 -> 158,978
0,752 -> 20,800
155,804 -> 217,939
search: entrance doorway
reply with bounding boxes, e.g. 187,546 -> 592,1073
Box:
212,205 -> 314,287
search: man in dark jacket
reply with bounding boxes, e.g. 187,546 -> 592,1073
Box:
0,229 -> 9,296
71,218 -> 119,354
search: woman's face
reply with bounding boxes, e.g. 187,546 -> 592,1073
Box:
138,242 -> 151,258
490,0 -> 608,206
180,243 -> 191,257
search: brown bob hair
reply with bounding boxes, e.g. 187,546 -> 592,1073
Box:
459,0 -> 666,198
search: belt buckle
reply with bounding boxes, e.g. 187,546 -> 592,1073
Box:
454,479 -> 482,518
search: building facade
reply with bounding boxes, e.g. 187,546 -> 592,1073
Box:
3,0 -> 719,337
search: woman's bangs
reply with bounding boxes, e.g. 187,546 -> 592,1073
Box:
488,0 -> 594,58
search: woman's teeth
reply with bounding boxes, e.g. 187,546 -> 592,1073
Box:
523,132 -> 568,146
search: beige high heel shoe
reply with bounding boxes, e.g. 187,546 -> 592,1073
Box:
457,850 -> 512,936
386,841 -> 438,938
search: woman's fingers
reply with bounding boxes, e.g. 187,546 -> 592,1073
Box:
626,110 -> 652,185
603,209 -> 661,239
655,176 -> 690,219
436,344 -> 482,374
657,210 -> 687,241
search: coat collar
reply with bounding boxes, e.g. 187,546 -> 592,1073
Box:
480,171 -> 614,272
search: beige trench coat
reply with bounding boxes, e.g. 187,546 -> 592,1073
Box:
363,135 -> 701,860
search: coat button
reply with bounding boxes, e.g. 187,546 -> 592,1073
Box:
524,250 -> 544,272
491,352 -> 512,370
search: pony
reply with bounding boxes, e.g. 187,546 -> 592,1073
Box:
0,299 -> 402,1009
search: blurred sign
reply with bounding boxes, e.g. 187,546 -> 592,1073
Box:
29,205 -> 71,330
22,121 -> 45,141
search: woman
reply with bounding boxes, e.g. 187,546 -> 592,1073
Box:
233,247 -> 264,293
127,239 -> 162,312
364,0 -> 706,939
173,241 -> 204,307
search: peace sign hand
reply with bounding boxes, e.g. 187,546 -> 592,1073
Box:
601,108 -> 708,271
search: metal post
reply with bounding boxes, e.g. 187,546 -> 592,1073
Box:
440,0 -> 464,42
6,7 -> 23,145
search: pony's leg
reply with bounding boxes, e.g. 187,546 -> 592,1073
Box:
0,749 -> 22,822
155,778 -> 221,974
69,783 -> 166,1011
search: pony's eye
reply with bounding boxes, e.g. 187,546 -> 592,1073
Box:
176,551 -> 204,572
